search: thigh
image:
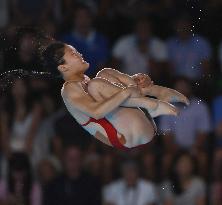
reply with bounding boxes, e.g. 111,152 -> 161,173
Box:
106,107 -> 155,148
87,77 -> 124,101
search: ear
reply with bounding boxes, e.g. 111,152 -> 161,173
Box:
58,64 -> 69,73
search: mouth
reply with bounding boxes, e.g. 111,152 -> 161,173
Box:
81,58 -> 88,64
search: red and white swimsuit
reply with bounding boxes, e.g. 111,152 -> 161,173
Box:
81,117 -> 129,150
81,117 -> 149,150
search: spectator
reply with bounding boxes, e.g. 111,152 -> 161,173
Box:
44,144 -> 101,205
167,14 -> 212,80
0,0 -> 9,29
101,151 -> 119,185
30,90 -> 63,168
37,157 -> 59,186
112,17 -> 168,81
61,4 -> 109,77
141,151 -> 157,182
160,150 -> 206,205
103,160 -> 157,205
11,0 -> 54,25
219,42 -> 222,73
161,152 -> 174,180
0,152 -> 42,205
210,148 -> 222,205
13,30 -> 42,72
84,152 -> 102,178
160,76 -> 212,152
212,95 -> 222,148
2,78 -> 42,156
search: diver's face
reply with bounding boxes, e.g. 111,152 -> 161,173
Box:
62,45 -> 89,74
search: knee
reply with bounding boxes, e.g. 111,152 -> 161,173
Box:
96,68 -> 112,78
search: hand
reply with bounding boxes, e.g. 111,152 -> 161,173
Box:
126,85 -> 142,98
133,73 -> 153,89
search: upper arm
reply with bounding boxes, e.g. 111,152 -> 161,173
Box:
63,86 -> 100,119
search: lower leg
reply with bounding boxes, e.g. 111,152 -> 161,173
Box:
141,85 -> 190,105
123,98 -> 178,117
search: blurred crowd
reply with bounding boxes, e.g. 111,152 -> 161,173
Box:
0,0 -> 222,205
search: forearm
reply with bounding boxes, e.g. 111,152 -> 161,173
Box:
94,88 -> 131,119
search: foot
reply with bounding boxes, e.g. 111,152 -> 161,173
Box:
150,100 -> 179,118
160,89 -> 190,106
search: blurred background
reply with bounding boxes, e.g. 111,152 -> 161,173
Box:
0,0 -> 222,205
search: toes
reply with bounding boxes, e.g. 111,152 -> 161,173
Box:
173,106 -> 179,116
168,104 -> 179,116
170,94 -> 190,106
184,97 -> 190,106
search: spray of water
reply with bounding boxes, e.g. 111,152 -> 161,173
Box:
0,69 -> 56,92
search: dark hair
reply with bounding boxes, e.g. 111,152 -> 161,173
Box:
169,150 -> 198,195
7,152 -> 32,205
41,41 -> 66,77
